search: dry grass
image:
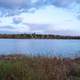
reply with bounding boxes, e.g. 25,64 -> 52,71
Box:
0,54 -> 79,80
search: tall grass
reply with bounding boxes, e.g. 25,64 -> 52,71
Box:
0,54 -> 79,80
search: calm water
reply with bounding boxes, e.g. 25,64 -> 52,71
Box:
0,39 -> 80,57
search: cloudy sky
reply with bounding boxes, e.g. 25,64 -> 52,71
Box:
0,0 -> 80,35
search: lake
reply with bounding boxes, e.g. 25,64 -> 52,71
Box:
0,39 -> 80,57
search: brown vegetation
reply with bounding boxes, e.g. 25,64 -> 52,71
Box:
0,54 -> 80,80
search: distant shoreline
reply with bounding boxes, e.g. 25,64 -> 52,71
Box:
0,33 -> 80,39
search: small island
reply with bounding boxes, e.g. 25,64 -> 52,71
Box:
0,33 -> 80,39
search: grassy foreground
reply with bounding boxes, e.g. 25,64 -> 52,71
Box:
0,54 -> 80,80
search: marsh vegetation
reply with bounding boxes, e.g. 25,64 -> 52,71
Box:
0,54 -> 80,80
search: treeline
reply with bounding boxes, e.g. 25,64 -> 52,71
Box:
0,33 -> 80,39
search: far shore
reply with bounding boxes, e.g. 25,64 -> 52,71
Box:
0,33 -> 80,39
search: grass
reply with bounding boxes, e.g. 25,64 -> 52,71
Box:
0,54 -> 79,80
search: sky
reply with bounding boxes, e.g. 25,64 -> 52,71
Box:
0,0 -> 80,35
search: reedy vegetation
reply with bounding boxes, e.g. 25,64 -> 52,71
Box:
0,54 -> 79,80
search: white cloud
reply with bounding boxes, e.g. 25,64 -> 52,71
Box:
0,4 -> 80,35
18,5 -> 80,31
19,5 -> 74,24
31,0 -> 38,4
0,16 -> 30,33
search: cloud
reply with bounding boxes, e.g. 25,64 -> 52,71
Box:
16,5 -> 80,35
0,24 -> 30,33
13,16 -> 22,24
24,23 -> 49,30
0,26 -> 15,29
0,15 -> 30,33
0,1 -> 79,35
0,0 -> 80,16
0,0 -> 79,8
20,5 -> 75,24
0,0 -> 27,8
